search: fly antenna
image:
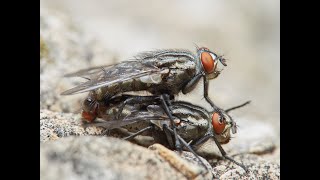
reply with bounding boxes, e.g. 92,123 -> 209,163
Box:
193,42 -> 200,51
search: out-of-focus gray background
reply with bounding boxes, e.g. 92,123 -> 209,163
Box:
41,0 -> 279,137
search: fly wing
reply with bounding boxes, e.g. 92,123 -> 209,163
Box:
64,64 -> 119,78
89,111 -> 169,130
61,60 -> 161,95
61,49 -> 196,95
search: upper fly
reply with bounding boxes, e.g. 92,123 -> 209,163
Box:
61,46 -> 228,121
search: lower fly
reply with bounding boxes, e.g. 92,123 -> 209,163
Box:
85,94 -> 250,172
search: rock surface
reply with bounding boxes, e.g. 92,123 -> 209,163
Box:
41,109 -> 280,179
40,135 -> 279,180
40,109 -> 105,142
40,6 -> 280,180
41,136 -> 188,180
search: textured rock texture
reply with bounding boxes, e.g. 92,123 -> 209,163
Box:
40,135 -> 279,180
41,136 -> 188,180
40,109 -> 105,142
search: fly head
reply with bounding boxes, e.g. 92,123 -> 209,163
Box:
81,92 -> 99,122
196,46 -> 227,79
210,112 -> 232,144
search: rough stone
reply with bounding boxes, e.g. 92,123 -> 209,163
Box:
40,109 -> 105,142
213,154 -> 280,180
41,136 -> 191,180
222,117 -> 278,156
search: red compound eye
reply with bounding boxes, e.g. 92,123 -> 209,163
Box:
200,51 -> 215,73
212,113 -> 226,134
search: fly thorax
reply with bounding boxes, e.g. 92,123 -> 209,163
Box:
119,107 -> 132,117
195,61 -> 203,75
174,60 -> 196,69
95,88 -> 105,101
177,117 -> 207,141
139,74 -> 162,84
187,118 -> 209,132
103,106 -> 117,117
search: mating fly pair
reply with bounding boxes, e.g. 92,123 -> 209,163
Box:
61,46 -> 248,171
62,46 -> 226,148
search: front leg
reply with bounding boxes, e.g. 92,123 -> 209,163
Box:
122,126 -> 154,140
182,73 -> 202,94
182,73 -> 226,122
211,135 -> 248,172
162,124 -> 210,175
203,75 -> 225,121
190,134 -> 213,148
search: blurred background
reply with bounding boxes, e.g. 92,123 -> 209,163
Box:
41,0 -> 279,139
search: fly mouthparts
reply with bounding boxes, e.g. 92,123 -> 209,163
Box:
231,125 -> 237,134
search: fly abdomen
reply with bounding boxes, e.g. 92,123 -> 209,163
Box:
94,78 -> 149,101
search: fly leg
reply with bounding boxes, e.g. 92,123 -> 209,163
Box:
183,73 -> 226,122
203,75 -> 226,122
163,124 -> 211,175
162,123 -> 175,149
192,133 -> 248,172
211,135 -> 248,172
182,73 -> 202,94
159,94 -> 182,151
122,126 -> 154,140
182,73 -> 225,122
190,134 -> 213,148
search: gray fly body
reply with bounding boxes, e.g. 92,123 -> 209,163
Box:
91,98 -> 234,146
84,94 -> 249,172
131,49 -> 196,61
61,46 -> 227,122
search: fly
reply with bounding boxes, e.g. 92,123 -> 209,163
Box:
85,94 -> 250,172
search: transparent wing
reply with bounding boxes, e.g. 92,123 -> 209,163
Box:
61,49 -> 196,95
61,60 -> 161,95
89,111 -> 169,130
64,64 -> 118,78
